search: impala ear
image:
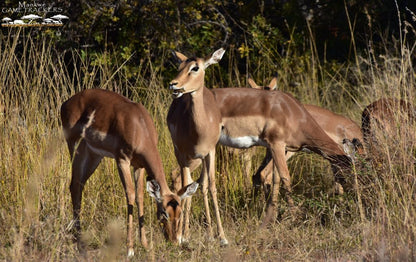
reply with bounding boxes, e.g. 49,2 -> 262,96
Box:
351,138 -> 363,148
342,138 -> 363,159
172,51 -> 188,64
204,48 -> 225,69
268,75 -> 278,91
147,180 -> 163,203
247,77 -> 260,89
342,138 -> 364,156
178,182 -> 199,199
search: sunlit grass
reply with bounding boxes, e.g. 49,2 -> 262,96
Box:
0,27 -> 415,261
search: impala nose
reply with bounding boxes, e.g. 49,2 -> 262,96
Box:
169,82 -> 178,89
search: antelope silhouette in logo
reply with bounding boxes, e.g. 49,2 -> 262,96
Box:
61,89 -> 197,257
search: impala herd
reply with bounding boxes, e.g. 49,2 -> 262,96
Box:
60,48 -> 415,257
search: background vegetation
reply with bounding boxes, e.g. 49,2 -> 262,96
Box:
0,0 -> 415,261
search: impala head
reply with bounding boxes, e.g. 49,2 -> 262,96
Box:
169,48 -> 225,98
247,74 -> 278,91
147,180 -> 198,243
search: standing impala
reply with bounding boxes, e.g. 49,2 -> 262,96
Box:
168,48 -> 228,245
60,89 -> 197,257
168,48 -> 351,238
248,76 -> 363,196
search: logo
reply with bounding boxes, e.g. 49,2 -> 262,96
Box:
1,1 -> 68,27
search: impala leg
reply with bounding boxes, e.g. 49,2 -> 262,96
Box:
171,166 -> 182,193
261,150 -> 295,201
263,143 -> 292,225
116,158 -> 136,258
252,149 -> 273,195
273,145 -> 294,207
261,160 -> 275,201
200,158 -> 213,240
330,155 -> 352,194
241,148 -> 253,184
206,149 -> 228,246
134,168 -> 148,249
180,166 -> 194,242
261,161 -> 280,226
70,140 -> 102,252
253,149 -> 294,199
171,159 -> 201,193
65,138 -> 77,161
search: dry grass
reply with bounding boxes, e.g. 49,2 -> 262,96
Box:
0,28 -> 415,261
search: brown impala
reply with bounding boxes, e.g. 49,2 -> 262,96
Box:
168,48 -> 228,245
248,76 -> 363,196
60,89 -> 197,257
168,48 -> 351,240
361,97 -> 415,164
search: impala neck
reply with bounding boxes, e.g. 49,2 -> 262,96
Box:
152,168 -> 172,196
195,86 -> 213,129
138,140 -> 173,196
186,85 -> 211,128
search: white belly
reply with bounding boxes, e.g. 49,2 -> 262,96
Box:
219,133 -> 267,149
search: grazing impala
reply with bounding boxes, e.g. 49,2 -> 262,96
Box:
212,85 -> 351,224
248,76 -> 363,196
60,89 -> 197,257
168,48 -> 351,234
361,98 -> 415,164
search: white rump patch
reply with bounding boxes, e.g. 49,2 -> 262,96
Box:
219,133 -> 267,149
81,110 -> 96,138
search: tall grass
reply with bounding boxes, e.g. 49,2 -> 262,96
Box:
0,25 -> 415,261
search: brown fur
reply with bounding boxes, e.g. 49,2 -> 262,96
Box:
60,89 -> 196,257
167,49 -> 228,245
249,77 -> 362,197
361,98 -> 415,165
170,56 -> 351,228
213,88 -> 351,210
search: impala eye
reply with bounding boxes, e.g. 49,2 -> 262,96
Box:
191,66 -> 199,72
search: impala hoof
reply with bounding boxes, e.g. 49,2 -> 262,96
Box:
127,248 -> 134,258
220,238 -> 229,247
178,236 -> 189,245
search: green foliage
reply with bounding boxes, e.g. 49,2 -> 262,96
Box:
2,0 -> 414,91
1,1 -> 416,260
